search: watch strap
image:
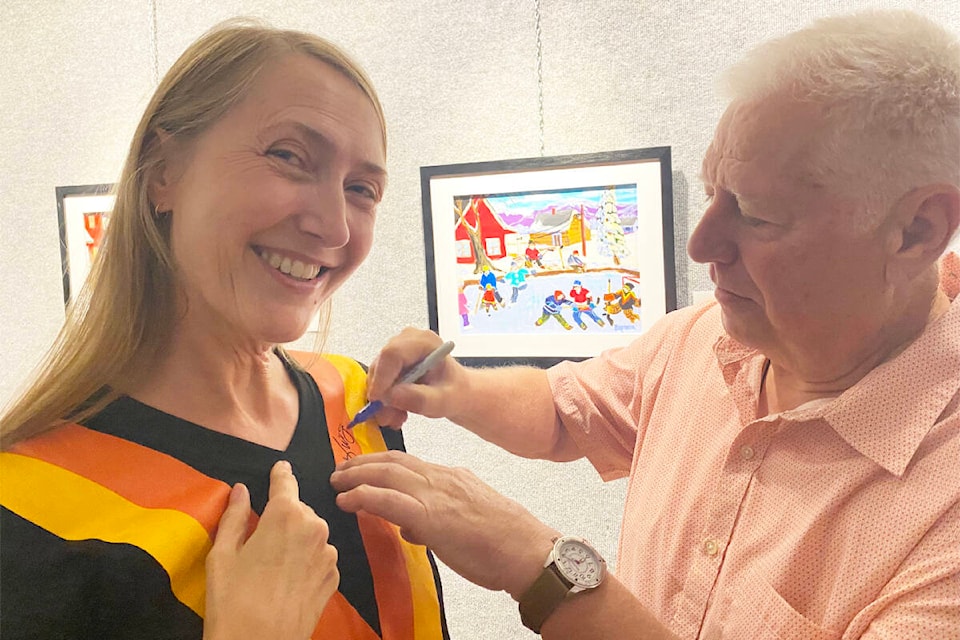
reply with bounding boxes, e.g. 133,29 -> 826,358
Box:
518,564 -> 572,634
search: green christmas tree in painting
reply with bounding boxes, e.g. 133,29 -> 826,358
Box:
595,187 -> 628,265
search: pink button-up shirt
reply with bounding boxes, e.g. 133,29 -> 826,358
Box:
548,282 -> 959,639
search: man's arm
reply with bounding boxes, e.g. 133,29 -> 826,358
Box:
331,451 -> 678,640
367,327 -> 582,461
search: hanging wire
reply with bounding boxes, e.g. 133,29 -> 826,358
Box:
534,0 -> 545,156
151,0 -> 160,85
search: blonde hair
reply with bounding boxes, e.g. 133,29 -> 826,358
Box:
720,10 -> 960,224
1,19 -> 385,448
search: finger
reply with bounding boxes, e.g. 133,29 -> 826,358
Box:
383,381 -> 450,419
213,483 -> 252,552
330,457 -> 429,497
333,449 -> 420,473
268,460 -> 299,502
368,329 -> 442,400
373,405 -> 408,430
335,485 -> 428,544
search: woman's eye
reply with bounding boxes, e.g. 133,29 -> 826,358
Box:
347,183 -> 379,201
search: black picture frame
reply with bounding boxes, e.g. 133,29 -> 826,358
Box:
420,147 -> 676,368
56,183 -> 115,306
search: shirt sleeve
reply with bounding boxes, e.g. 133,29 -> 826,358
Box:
546,304 -> 703,481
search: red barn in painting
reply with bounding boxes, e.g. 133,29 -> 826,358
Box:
455,196 -> 516,264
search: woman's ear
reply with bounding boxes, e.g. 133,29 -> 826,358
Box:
887,184 -> 960,282
146,129 -> 178,214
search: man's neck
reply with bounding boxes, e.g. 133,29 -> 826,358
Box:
759,289 -> 949,416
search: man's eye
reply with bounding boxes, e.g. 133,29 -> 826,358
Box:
268,148 -> 304,167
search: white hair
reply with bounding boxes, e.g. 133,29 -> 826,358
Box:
721,10 -> 960,223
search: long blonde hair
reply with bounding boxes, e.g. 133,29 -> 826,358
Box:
0,19 -> 386,448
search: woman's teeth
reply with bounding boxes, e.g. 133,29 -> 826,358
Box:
259,249 -> 322,281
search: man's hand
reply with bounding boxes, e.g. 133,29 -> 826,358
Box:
331,450 -> 557,600
203,461 -> 339,640
366,327 -> 465,429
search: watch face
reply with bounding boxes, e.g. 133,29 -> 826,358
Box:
554,537 -> 605,588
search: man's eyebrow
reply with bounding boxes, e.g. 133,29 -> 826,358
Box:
269,121 -> 387,179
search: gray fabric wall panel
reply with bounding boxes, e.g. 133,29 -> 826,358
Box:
1,1 -> 958,638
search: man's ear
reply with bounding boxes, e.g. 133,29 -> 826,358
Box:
887,184 -> 960,282
145,129 -> 179,214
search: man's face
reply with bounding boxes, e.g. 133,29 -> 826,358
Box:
687,96 -> 895,368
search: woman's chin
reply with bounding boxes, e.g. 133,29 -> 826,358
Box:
259,317 -> 317,346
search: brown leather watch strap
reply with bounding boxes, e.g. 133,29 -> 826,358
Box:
518,565 -> 572,634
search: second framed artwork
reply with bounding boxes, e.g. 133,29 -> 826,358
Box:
421,147 -> 677,367
56,184 -> 116,306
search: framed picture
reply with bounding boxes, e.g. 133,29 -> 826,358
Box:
56,184 -> 115,305
421,147 -> 677,368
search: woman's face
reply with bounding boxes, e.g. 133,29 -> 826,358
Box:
156,53 -> 386,346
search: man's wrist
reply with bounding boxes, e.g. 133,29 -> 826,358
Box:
507,533 -> 559,601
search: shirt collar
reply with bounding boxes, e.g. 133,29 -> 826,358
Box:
713,296 -> 960,476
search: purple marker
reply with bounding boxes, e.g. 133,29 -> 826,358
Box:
346,341 -> 455,429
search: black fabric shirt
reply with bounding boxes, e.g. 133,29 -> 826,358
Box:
0,362 -> 439,639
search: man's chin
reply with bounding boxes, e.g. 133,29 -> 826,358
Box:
718,308 -> 767,348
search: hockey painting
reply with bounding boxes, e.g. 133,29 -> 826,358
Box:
422,148 -> 677,367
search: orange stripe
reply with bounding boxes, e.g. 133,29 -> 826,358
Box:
312,353 -> 445,640
308,355 -> 417,640
314,592 -> 381,640
0,452 -> 212,616
12,423 -> 230,535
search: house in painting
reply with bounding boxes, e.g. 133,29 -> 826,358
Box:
454,196 -> 517,266
528,205 -> 592,251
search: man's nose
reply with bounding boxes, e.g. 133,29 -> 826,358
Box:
687,198 -> 736,265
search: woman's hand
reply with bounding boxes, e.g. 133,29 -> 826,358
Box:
204,461 -> 339,640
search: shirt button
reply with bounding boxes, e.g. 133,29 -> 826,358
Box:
740,445 -> 755,460
703,539 -> 720,556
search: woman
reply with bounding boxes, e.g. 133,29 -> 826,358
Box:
0,20 -> 448,640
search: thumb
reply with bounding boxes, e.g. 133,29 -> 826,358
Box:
213,483 -> 252,552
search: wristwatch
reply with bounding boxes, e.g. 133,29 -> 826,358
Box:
518,535 -> 607,633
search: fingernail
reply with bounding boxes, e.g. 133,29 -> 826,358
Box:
229,483 -> 244,504
277,460 -> 292,472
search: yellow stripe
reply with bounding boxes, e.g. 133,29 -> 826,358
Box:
321,354 -> 382,453
0,452 -> 210,617
321,354 -> 444,639
401,539 -> 444,640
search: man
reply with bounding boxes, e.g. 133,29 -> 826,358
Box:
526,240 -> 545,268
569,280 -> 605,329
535,290 -> 573,329
332,11 -> 959,639
504,259 -> 532,304
567,249 -> 586,272
479,264 -> 503,305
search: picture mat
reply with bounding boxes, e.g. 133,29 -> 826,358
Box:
62,193 -> 116,304
428,160 -> 667,359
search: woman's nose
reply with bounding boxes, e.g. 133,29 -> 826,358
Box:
298,181 -> 350,248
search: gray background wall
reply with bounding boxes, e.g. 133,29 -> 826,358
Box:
1,1 -> 957,638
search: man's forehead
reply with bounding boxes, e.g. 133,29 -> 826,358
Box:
701,97 -> 826,189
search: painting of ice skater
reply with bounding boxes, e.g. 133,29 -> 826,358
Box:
422,148 -> 676,366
